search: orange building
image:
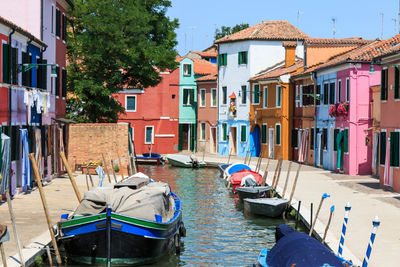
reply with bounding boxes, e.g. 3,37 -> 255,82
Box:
249,42 -> 302,160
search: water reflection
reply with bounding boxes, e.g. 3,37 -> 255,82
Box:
138,165 -> 301,266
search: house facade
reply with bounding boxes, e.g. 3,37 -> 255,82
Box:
116,68 -> 180,155
215,20 -> 308,157
196,74 -> 218,154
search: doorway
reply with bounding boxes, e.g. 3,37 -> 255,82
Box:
210,127 -> 217,153
229,127 -> 237,155
182,124 -> 190,151
252,125 -> 261,157
268,128 -> 274,158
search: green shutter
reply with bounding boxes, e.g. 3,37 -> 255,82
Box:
262,125 -> 267,144
41,59 -> 47,90
277,86 -> 281,106
395,68 -> 400,99
381,69 -> 387,100
190,123 -> 196,152
291,129 -> 298,147
11,47 -> 17,84
178,124 -> 183,151
334,129 -> 340,151
2,44 -> 9,83
223,54 -> 227,66
183,89 -> 188,105
390,132 -> 399,167
380,132 -> 386,165
276,125 -> 281,145
343,129 -> 349,153
238,52 -> 241,64
244,51 -> 248,64
254,84 -> 260,104
222,123 -> 227,141
190,89 -> 194,105
188,64 -> 192,76
62,69 -> 67,97
56,66 -> 60,96
241,125 -> 246,142
22,52 -> 29,86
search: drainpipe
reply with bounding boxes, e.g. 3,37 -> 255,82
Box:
8,28 -> 15,131
311,71 -> 317,165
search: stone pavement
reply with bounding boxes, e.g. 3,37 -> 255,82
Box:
199,153 -> 400,267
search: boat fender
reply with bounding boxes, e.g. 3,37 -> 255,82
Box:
174,234 -> 181,254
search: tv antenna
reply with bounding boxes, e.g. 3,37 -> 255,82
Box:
332,17 -> 337,38
393,18 -> 397,34
296,10 -> 303,27
380,13 -> 384,39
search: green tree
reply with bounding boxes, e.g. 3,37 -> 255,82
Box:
67,0 -> 179,122
214,23 -> 249,40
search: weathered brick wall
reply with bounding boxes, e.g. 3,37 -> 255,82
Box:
67,123 -> 130,174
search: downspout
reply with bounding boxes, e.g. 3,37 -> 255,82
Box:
311,71 -> 317,165
8,28 -> 15,130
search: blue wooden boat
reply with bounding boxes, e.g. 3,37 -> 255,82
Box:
136,153 -> 165,165
223,162 -> 251,180
255,224 -> 353,267
57,177 -> 185,266
218,163 -> 230,175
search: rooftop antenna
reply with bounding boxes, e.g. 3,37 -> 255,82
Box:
393,18 -> 397,34
380,13 -> 384,39
332,17 -> 337,38
189,26 -> 197,51
296,10 -> 303,27
184,32 -> 187,54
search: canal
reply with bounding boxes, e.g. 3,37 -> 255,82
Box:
136,165 -> 301,266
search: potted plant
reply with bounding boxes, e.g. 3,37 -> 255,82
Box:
114,164 -> 120,173
337,103 -> 349,116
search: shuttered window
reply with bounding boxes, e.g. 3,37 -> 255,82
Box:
395,67 -> 400,99
323,83 -> 329,105
390,132 -> 399,167
240,125 -> 247,142
329,82 -> 335,104
183,88 -> 194,105
22,51 -> 30,86
37,59 -> 47,90
337,80 -> 342,103
2,43 -> 10,83
346,78 -> 350,102
200,123 -> 206,141
276,85 -> 282,107
238,51 -> 248,65
55,66 -> 60,96
218,53 -> 227,66
380,132 -> 386,165
11,47 -> 18,84
310,128 -> 315,150
62,68 -> 67,97
262,124 -> 267,144
276,124 -> 281,145
334,129 -> 340,151
222,86 -> 227,105
222,123 -> 227,141
62,13 -> 67,41
241,85 -> 247,104
292,129 -> 298,148
126,96 -> 136,111
253,84 -> 260,104
322,128 -> 328,150
56,9 -> 61,38
381,69 -> 388,100
343,129 -> 349,153
183,64 -> 191,76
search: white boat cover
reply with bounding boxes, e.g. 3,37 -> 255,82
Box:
73,182 -> 175,223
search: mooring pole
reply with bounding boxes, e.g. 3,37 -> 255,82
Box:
282,161 -> 292,199
295,200 -> 301,229
338,202 -> 352,257
102,153 -> 112,183
309,193 -> 330,236
322,205 -> 335,243
106,205 -> 112,267
287,163 -> 301,208
0,241 -> 7,267
60,151 -> 81,202
227,148 -> 232,164
362,216 -> 380,267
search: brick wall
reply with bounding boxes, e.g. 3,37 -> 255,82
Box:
67,123 -> 130,174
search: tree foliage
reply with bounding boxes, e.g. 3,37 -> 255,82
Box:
214,23 -> 249,40
67,0 -> 179,122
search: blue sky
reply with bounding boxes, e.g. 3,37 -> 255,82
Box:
167,0 -> 400,56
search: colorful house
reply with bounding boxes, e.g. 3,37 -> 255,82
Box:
291,38 -> 372,165
215,20 -> 308,157
196,74 -> 218,154
185,44 -> 218,64
178,57 -> 217,152
249,42 -> 302,160
311,38 -> 396,175
374,37 -> 400,192
116,67 -> 180,155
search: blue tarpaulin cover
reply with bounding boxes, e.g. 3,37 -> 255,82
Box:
226,163 -> 251,175
266,224 -> 344,267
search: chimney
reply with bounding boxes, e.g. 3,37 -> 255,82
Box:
283,41 -> 297,68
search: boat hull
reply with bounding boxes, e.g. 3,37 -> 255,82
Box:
244,197 -> 288,217
136,156 -> 164,165
236,186 -> 273,201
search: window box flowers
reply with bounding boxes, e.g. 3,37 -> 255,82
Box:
329,103 -> 349,117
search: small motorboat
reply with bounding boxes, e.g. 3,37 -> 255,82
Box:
244,197 -> 288,217
166,154 -> 206,168
236,186 -> 273,201
227,170 -> 263,193
223,162 -> 251,180
255,224 -> 353,267
218,163 -> 230,175
57,176 -> 185,266
136,153 -> 165,165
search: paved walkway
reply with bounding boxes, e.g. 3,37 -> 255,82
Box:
199,153 -> 400,267
1,153 -> 399,266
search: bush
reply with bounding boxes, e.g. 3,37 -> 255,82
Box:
114,164 -> 120,173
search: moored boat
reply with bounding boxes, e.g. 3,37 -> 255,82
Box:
243,197 -> 288,217
136,153 -> 165,165
57,176 -> 185,266
218,163 -> 230,175
236,186 -> 273,201
166,154 -> 206,168
223,162 -> 251,180
228,170 -> 263,192
255,224 -> 353,267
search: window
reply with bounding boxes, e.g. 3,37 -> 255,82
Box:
62,13 -> 67,41
183,63 -> 192,76
338,80 -> 342,103
292,129 -> 298,147
55,66 -> 60,96
322,128 -> 328,150
222,86 -> 227,105
381,69 -> 388,100
56,8 -> 60,38
329,82 -> 335,105
276,124 -> 281,145
218,53 -> 227,66
276,85 -> 282,107
253,84 -> 260,104
303,85 -> 313,106
310,128 -> 315,150
299,85 -> 303,107
2,43 -> 10,84
145,126 -> 154,144
183,88 -> 194,105
200,122 -> 206,141
390,131 -> 399,167
62,68 -> 67,98
200,89 -> 206,107
343,129 -> 349,153
211,88 -> 217,107
380,131 -> 386,165
263,86 -> 268,108
346,78 -> 350,102
37,58 -> 47,90
262,124 -> 267,144
295,85 -> 299,107
238,51 -> 248,65
240,125 -> 247,142
316,84 -> 321,106
51,5 -> 54,34
221,123 -> 227,141
126,95 -> 137,111
323,83 -> 329,105
395,67 -> 400,99
241,85 -> 247,104
334,129 -> 340,151
10,47 -> 18,84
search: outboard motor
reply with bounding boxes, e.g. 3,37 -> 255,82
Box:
240,175 -> 258,187
190,154 -> 199,169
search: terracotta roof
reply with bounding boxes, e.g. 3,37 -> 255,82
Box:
250,60 -> 303,81
305,37 -> 374,46
283,41 -> 298,47
215,20 -> 309,44
0,16 -> 46,48
196,74 -> 217,82
193,51 -> 217,58
193,58 -> 217,75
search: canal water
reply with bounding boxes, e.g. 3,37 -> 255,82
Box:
137,165 -> 302,267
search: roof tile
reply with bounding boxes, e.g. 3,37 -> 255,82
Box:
193,58 -> 217,75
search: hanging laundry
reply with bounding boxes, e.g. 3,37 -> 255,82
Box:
96,166 -> 105,187
20,128 -> 31,189
0,134 -> 10,195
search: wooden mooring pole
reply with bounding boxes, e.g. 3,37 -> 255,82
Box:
60,152 -> 81,202
102,153 -> 112,183
0,241 -> 7,267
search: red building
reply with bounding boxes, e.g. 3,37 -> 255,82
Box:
115,68 -> 180,155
